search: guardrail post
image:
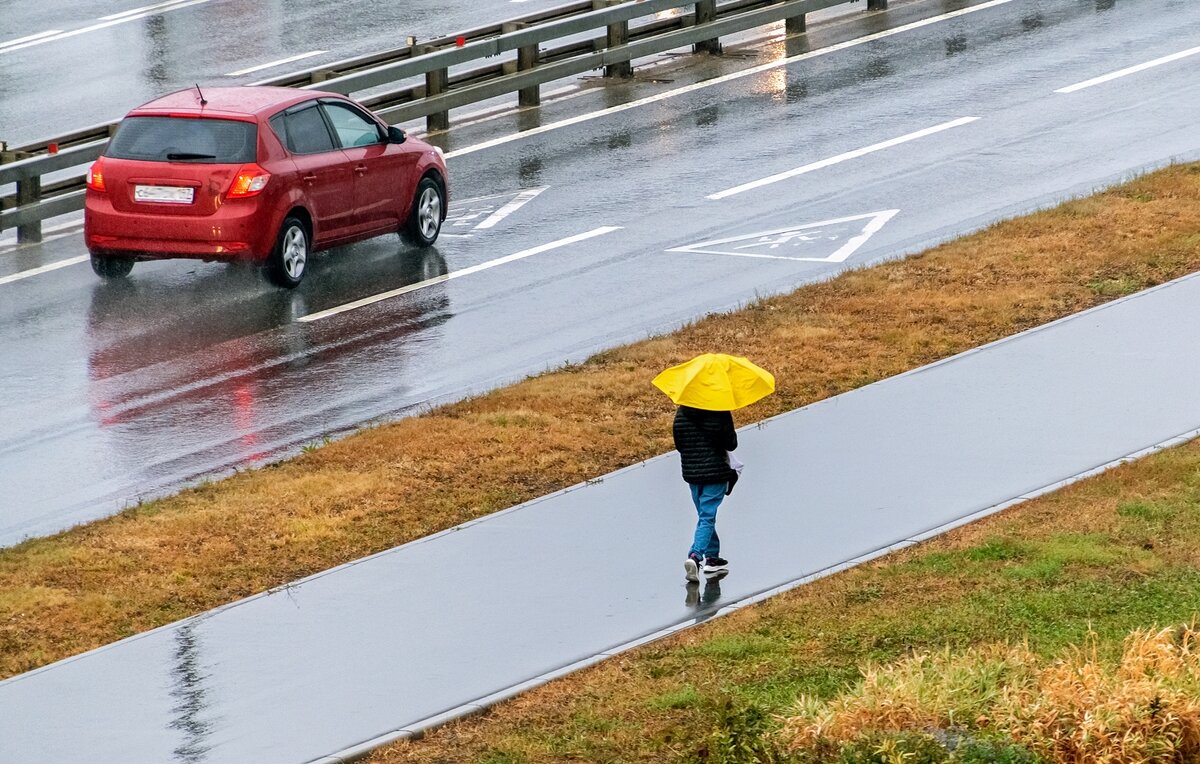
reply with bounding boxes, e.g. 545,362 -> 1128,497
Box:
594,0 -> 632,78
503,22 -> 542,105
785,14 -> 806,34
694,0 -> 721,54
6,150 -> 42,243
867,0 -> 887,9
420,45 -> 450,132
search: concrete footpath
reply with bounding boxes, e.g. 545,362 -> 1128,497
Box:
5,273 -> 1200,763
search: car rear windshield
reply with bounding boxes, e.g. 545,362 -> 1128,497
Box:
106,116 -> 257,163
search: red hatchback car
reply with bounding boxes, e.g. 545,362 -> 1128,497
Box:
85,86 -> 448,287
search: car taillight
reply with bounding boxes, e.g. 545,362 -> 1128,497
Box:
86,159 -> 106,192
227,164 -> 270,198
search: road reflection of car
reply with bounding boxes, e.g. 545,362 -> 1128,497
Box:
84,85 -> 449,288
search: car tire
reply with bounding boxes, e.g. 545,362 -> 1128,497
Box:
267,216 -> 309,289
400,176 -> 444,247
90,255 -> 134,279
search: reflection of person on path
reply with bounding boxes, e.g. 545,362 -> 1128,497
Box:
673,405 -> 738,582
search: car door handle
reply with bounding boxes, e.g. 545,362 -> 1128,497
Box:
354,165 -> 368,175
302,174 -> 318,183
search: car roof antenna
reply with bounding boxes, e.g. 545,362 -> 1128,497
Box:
194,84 -> 208,106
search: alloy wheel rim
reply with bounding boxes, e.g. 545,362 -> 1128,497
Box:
283,226 -> 307,279
418,187 -> 441,240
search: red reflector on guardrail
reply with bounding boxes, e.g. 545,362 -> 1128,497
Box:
48,143 -> 59,154
456,36 -> 466,47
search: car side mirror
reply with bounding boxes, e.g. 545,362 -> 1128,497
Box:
388,126 -> 407,144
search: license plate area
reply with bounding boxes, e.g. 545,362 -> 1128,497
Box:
134,185 -> 194,204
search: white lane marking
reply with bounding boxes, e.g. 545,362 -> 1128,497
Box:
298,226 -> 622,323
100,0 -> 197,20
226,51 -> 328,77
707,117 -> 979,200
475,187 -> 547,229
1055,45 -> 1200,94
0,0 -> 212,55
0,30 -> 64,50
667,210 -> 899,263
0,255 -> 88,286
444,0 -> 1017,160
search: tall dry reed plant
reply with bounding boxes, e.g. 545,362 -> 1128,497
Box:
781,625 -> 1200,763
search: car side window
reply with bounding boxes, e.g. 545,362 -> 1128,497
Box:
321,102 -> 384,148
282,105 -> 336,155
268,113 -> 289,151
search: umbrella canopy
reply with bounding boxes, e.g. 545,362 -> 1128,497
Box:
652,353 -> 775,411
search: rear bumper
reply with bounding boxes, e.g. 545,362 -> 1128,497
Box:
84,194 -> 275,262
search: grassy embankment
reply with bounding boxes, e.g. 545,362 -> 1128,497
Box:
2,165 -> 1200,758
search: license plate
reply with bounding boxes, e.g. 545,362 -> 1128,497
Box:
134,185 -> 194,204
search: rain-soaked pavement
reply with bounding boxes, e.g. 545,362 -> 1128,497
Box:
4,265 -> 1200,764
3,0 -> 1200,545
0,0 -> 572,143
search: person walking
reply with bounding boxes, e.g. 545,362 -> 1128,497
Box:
673,405 -> 737,582
652,353 -> 774,584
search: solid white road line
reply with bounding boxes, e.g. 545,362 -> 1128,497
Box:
444,0 -> 1017,160
0,30 -> 64,50
100,0 -> 199,20
707,117 -> 979,200
0,256 -> 88,286
0,0 -> 212,55
1055,44 -> 1200,94
298,226 -> 622,323
226,51 -> 328,77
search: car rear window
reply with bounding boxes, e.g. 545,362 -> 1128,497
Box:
106,116 -> 257,163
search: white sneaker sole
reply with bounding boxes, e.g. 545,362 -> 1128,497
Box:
684,558 -> 699,583
703,565 -> 728,577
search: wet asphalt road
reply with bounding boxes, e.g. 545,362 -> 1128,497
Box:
2,0 -> 1200,546
6,265 -> 1200,763
0,0 -> 567,144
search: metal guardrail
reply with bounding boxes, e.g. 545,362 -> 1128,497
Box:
0,0 -> 887,243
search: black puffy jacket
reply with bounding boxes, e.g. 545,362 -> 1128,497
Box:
672,406 -> 738,485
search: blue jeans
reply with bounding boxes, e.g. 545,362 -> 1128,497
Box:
689,482 -> 725,560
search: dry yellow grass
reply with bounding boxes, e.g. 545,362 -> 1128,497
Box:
2,164 -> 1200,687
781,625 -> 1200,762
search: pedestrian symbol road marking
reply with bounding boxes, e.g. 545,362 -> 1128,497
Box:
666,210 -> 899,263
443,187 -> 548,236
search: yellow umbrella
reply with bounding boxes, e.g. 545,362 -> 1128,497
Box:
652,353 -> 775,411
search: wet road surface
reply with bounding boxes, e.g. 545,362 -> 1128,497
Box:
0,0 -> 568,143
3,0 -> 1200,544
4,267 -> 1200,763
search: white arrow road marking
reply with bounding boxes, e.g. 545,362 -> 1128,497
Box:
708,118 -> 979,200
1056,44 -> 1200,93
475,187 -> 547,229
667,210 -> 899,263
298,226 -> 621,323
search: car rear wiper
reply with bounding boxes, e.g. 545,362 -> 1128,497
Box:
166,152 -> 217,160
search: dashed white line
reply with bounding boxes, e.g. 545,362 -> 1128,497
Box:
0,255 -> 88,286
298,226 -> 621,322
0,0 -> 212,55
443,0 -> 1017,160
707,117 -> 979,200
227,51 -> 328,77
1055,44 -> 1200,94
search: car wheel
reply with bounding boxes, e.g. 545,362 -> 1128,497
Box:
267,216 -> 308,288
401,177 -> 444,247
90,255 -> 134,279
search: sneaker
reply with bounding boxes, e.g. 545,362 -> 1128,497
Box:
703,557 -> 729,575
684,554 -> 701,583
